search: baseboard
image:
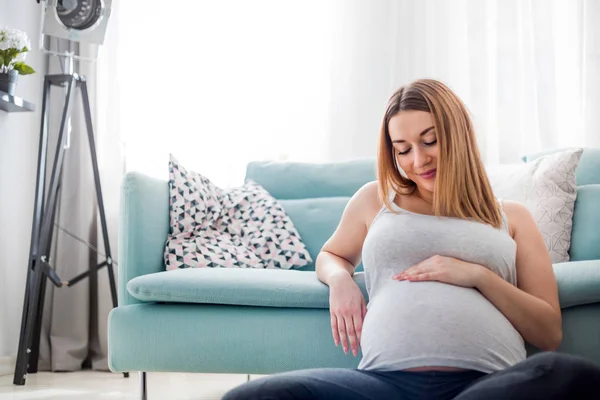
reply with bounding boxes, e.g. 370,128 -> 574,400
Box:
0,356 -> 15,377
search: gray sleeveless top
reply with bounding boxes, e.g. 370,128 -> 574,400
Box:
357,196 -> 526,373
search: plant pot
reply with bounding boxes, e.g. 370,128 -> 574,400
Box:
0,70 -> 19,96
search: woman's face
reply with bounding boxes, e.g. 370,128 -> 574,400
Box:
388,110 -> 439,197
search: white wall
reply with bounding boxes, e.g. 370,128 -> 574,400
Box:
0,1 -> 46,375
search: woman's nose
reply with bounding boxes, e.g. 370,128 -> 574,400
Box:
413,149 -> 431,169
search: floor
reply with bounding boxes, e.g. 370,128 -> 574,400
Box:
0,371 -> 263,400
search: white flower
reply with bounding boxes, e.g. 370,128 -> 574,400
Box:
0,29 -> 9,51
0,27 -> 31,52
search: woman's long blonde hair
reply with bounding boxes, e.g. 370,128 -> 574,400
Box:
377,79 -> 502,229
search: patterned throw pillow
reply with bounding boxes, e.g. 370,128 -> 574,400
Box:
486,148 -> 583,263
164,155 -> 313,270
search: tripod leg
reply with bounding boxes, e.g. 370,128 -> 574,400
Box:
80,81 -> 119,309
14,76 -> 76,385
27,277 -> 47,373
28,168 -> 63,373
35,76 -> 76,281
14,78 -> 52,385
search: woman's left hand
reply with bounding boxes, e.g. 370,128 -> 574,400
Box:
392,255 -> 488,288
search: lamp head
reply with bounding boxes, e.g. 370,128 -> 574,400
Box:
42,0 -> 112,45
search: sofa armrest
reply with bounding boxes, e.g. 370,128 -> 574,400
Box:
554,260 -> 600,309
118,171 -> 170,306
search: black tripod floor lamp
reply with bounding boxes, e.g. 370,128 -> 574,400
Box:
13,0 -> 128,385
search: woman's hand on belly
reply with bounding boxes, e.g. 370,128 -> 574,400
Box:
392,255 -> 486,288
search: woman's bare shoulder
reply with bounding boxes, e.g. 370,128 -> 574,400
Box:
353,180 -> 383,207
350,181 -> 385,227
500,199 -> 531,238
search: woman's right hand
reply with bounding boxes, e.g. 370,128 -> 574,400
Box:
329,273 -> 368,357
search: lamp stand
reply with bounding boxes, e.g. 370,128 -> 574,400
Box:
12,73 -> 126,385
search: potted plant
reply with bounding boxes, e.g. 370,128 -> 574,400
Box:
0,27 -> 36,96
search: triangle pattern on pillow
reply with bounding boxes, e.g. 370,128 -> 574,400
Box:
164,155 -> 313,270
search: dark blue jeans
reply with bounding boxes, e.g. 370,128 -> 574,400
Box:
222,352 -> 600,400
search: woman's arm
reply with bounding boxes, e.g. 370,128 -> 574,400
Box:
475,201 -> 562,351
316,181 -> 380,285
316,181 -> 380,356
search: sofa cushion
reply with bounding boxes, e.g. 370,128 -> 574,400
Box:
127,268 -> 368,308
127,261 -> 600,309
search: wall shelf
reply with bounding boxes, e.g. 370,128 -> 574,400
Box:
0,90 -> 35,113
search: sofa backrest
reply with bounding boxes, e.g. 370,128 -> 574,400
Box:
245,159 -> 376,199
522,147 -> 600,186
245,148 -> 600,270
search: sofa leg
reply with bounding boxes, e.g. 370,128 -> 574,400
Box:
139,371 -> 148,400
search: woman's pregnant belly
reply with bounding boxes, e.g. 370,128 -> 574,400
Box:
358,280 -> 526,373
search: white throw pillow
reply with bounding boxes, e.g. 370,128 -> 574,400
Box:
164,155 -> 313,270
486,148 -> 583,263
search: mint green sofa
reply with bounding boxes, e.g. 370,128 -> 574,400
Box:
108,148 -> 600,396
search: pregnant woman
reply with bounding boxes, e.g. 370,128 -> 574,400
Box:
223,79 -> 600,400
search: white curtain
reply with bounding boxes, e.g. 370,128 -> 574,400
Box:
327,0 -> 600,165
102,0 -> 600,185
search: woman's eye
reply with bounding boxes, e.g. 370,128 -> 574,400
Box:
397,139 -> 436,155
